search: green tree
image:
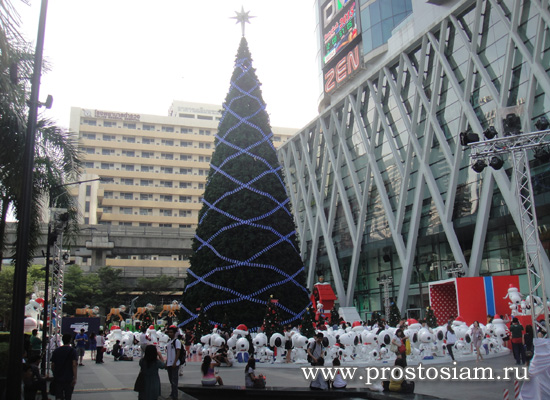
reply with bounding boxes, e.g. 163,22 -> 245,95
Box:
370,311 -> 382,326
262,296 -> 282,338
62,264 -> 101,315
93,266 -> 124,310
193,308 -> 211,344
330,307 -> 340,326
300,307 -> 316,339
425,306 -> 438,328
182,37 -> 309,330
0,1 -> 82,267
140,309 -> 155,328
389,300 -> 402,327
136,274 -> 173,305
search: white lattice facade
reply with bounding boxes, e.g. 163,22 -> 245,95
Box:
279,0 -> 550,318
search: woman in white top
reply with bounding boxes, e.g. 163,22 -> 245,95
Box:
284,325 -> 295,363
446,326 -> 457,361
331,358 -> 347,389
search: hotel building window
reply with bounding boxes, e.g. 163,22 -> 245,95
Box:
82,133 -> 96,140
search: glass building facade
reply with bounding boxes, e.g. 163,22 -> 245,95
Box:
360,0 -> 413,54
280,0 -> 550,320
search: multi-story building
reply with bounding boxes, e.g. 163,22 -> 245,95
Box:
69,100 -> 296,274
278,0 -> 550,319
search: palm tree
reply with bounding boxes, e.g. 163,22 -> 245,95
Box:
0,0 -> 82,266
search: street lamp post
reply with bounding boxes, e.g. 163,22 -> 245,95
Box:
7,0 -> 50,398
41,177 -> 101,375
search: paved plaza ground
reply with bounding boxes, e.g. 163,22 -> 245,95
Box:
62,348 -> 525,400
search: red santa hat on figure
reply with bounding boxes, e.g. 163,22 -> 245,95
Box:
233,324 -> 249,336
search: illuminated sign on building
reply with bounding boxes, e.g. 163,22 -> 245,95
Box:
322,0 -> 359,65
324,43 -> 361,94
93,110 -> 141,121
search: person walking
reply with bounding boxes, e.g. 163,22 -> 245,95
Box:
50,333 -> 78,400
89,332 -> 97,361
392,328 -> 408,366
95,332 -> 105,364
29,329 -> 42,358
184,328 -> 194,360
510,317 -> 526,365
138,345 -> 165,400
74,329 -> 88,366
445,325 -> 457,361
524,324 -> 534,364
307,333 -> 324,366
472,321 -> 484,362
165,325 -> 182,400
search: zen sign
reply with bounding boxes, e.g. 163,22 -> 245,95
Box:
324,43 -> 361,94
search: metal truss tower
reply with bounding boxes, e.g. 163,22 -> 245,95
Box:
46,221 -> 66,372
470,130 -> 550,334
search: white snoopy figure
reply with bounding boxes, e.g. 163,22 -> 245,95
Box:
504,285 -> 523,315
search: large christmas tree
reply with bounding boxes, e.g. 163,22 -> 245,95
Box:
181,37 -> 309,330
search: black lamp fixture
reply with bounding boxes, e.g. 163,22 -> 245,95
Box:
489,156 -> 505,170
535,116 -> 549,131
503,113 -> 521,136
472,159 -> 487,173
460,131 -> 480,146
534,146 -> 550,163
483,126 -> 498,139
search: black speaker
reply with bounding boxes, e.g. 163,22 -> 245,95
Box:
383,254 -> 391,263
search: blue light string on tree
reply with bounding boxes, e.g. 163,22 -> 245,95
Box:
197,200 -> 295,251
199,167 -> 290,224
190,233 -> 306,290
209,125 -> 285,189
186,251 -> 307,293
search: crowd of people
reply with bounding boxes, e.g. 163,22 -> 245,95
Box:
20,314 -> 544,399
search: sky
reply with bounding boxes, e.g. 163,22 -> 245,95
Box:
14,0 -> 321,130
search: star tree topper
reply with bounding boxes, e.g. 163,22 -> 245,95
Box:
231,6 -> 255,37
